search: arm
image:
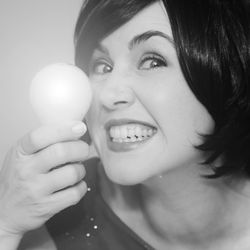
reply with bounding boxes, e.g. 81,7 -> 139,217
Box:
0,230 -> 22,250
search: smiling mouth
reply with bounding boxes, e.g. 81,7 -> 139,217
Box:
105,119 -> 157,152
109,123 -> 157,143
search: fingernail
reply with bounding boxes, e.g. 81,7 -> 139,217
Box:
72,122 -> 87,134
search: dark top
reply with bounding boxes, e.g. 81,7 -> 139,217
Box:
46,158 -> 155,250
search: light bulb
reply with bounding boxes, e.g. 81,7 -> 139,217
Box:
30,63 -> 92,124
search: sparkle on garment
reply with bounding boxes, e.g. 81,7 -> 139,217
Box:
46,158 -> 155,250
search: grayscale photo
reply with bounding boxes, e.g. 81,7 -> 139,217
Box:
0,0 -> 250,249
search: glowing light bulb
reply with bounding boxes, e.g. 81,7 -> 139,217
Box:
30,63 -> 92,124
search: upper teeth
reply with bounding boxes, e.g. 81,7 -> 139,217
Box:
109,124 -> 156,142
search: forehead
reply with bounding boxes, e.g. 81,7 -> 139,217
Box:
99,1 -> 172,48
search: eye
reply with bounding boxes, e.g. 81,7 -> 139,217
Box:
89,59 -> 112,75
139,53 -> 167,70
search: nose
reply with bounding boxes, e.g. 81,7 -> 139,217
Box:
99,76 -> 136,111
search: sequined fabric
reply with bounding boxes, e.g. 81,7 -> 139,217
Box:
46,158 -> 155,250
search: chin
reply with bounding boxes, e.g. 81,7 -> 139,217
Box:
101,153 -> 168,186
101,158 -> 154,186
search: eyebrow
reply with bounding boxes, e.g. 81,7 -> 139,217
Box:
128,30 -> 175,50
94,30 -> 175,55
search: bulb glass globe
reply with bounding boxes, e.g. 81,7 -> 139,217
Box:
30,63 -> 92,124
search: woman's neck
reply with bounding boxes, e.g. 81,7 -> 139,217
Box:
99,164 -> 250,250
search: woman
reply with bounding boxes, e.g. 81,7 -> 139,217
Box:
1,0 -> 250,249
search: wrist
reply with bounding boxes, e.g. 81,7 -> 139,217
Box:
0,229 -> 22,250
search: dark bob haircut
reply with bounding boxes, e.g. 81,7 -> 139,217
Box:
74,0 -> 250,179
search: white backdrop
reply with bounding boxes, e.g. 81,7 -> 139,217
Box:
0,0 -> 83,164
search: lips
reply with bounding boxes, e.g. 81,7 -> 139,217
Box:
104,119 -> 157,152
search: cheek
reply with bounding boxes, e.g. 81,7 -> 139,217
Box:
136,75 -> 214,145
86,86 -> 101,119
164,95 -> 214,148
85,95 -> 101,138
85,104 -> 97,127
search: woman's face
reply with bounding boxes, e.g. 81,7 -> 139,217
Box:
86,1 -> 214,185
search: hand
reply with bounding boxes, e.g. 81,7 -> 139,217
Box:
0,121 -> 89,238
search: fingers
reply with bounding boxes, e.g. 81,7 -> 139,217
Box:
46,181 -> 88,214
0,122 -> 90,233
33,140 -> 89,173
41,163 -> 86,194
17,121 -> 87,155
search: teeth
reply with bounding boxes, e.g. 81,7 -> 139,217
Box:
148,129 -> 153,137
135,126 -> 142,137
109,124 -> 156,143
128,127 -> 134,138
121,126 -> 127,139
